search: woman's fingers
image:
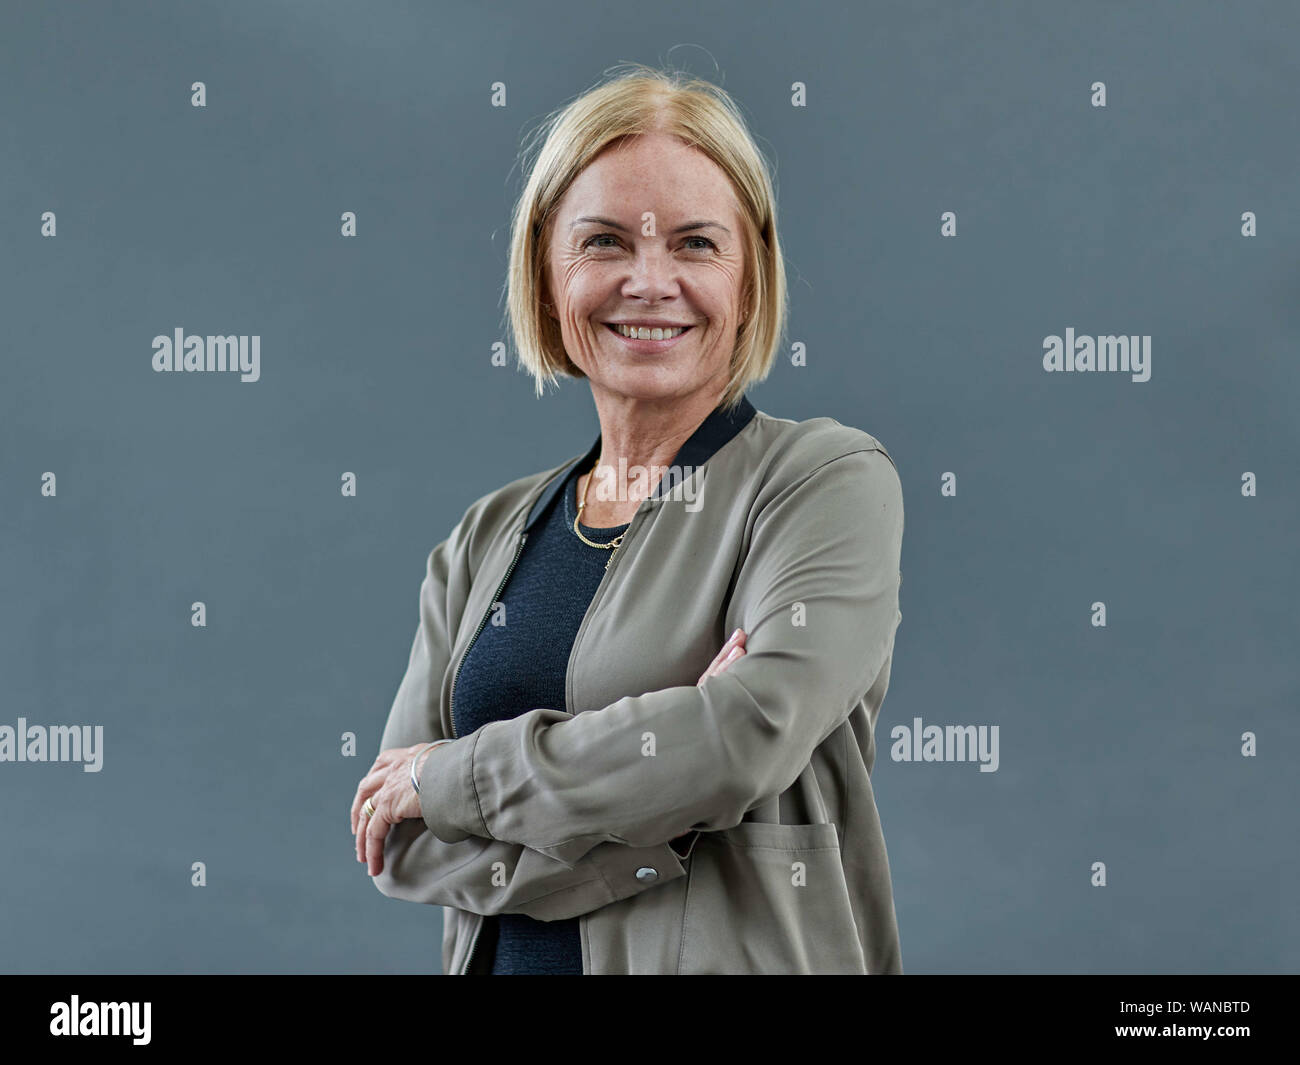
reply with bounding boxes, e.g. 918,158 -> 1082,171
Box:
713,628 -> 743,665
356,795 -> 372,864
353,764 -> 390,861
697,628 -> 746,685
359,776 -> 393,867
351,776 -> 375,839
716,631 -> 746,675
351,776 -> 377,837
716,642 -> 745,675
350,751 -> 394,833
365,799 -> 391,877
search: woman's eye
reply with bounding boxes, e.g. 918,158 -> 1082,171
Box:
583,234 -> 717,251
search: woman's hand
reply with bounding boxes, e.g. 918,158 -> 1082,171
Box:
351,742 -> 441,877
697,628 -> 746,685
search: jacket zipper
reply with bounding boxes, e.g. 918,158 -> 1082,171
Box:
448,530 -> 529,739
460,913 -> 485,975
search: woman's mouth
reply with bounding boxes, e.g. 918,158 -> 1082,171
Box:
604,322 -> 694,351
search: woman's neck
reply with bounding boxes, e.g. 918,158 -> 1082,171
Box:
578,385 -> 724,525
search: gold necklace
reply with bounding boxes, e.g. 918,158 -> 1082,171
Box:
574,463 -> 627,572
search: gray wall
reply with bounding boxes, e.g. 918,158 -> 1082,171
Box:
1,0 -> 1295,974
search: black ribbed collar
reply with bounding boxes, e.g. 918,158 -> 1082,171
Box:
523,394 -> 757,532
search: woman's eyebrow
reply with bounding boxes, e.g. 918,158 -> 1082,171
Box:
569,216 -> 732,236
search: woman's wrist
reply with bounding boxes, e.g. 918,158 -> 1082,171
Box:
410,739 -> 453,794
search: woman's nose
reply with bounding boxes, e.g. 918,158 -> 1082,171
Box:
623,247 -> 681,296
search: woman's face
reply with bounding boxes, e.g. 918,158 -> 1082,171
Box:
544,132 -> 748,408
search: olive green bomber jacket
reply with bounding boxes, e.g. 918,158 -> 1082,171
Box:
372,398 -> 905,974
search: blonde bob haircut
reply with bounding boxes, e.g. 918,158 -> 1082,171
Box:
504,63 -> 787,411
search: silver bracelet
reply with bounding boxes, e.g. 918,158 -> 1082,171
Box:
410,740 -> 451,795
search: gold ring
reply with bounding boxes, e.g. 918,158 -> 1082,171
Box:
362,798 -> 376,818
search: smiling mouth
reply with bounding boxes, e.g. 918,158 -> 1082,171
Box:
604,323 -> 694,340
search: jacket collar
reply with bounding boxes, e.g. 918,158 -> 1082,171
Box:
522,394 -> 757,532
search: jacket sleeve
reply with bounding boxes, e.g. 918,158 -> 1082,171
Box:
417,447 -> 905,865
371,513 -> 690,919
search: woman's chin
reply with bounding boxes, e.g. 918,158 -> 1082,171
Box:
591,370 -> 701,404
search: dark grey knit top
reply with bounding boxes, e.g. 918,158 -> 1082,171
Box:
452,459 -> 626,973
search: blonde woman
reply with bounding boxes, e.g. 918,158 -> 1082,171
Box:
350,64 -> 905,975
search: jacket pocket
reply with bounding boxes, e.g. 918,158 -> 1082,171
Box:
677,820 -> 867,974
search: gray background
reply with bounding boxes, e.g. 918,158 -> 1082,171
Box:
1,0 -> 1296,974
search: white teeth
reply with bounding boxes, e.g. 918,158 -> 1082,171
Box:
613,323 -> 687,340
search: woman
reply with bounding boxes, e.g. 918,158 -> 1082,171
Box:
350,64 -> 905,975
